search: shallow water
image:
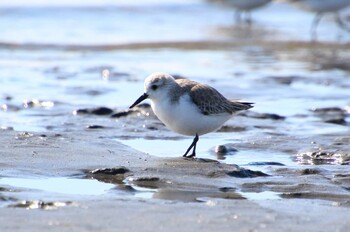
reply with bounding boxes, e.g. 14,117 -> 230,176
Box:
0,176 -> 281,205
0,177 -> 114,196
118,136 -> 295,167
0,0 -> 349,200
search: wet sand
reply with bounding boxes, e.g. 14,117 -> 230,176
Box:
0,40 -> 349,231
0,108 -> 349,232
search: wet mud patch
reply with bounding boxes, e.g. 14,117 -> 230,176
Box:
216,125 -> 247,132
85,167 -> 131,185
240,181 -> 293,193
126,176 -> 171,191
90,167 -> 130,175
159,158 -> 270,179
65,86 -> 114,97
299,168 -> 322,175
73,103 -> 154,119
240,166 -> 350,203
280,192 -> 350,202
124,176 -> 248,202
111,111 -> 134,118
311,52 -> 350,71
0,186 -> 18,207
74,107 -> 114,116
247,162 -> 285,166
86,125 -> 107,129
225,169 -> 268,178
85,158 -> 272,203
332,173 -> 350,190
1,103 -> 21,112
86,168 -> 161,197
266,75 -> 302,86
0,195 -> 18,207
311,107 -> 349,126
241,111 -> 286,120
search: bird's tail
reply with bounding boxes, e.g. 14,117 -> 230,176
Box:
229,100 -> 254,111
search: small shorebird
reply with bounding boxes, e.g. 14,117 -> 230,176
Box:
224,0 -> 272,22
129,72 -> 253,158
286,0 -> 350,40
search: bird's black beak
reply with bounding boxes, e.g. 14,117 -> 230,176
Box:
129,93 -> 149,109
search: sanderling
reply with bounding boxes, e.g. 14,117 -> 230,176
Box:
286,0 -> 350,40
129,72 -> 253,158
224,0 -> 272,22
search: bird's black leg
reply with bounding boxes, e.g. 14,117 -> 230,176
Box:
335,13 -> 350,33
311,13 -> 323,41
188,138 -> 198,158
183,134 -> 199,158
245,11 -> 252,24
235,11 -> 241,23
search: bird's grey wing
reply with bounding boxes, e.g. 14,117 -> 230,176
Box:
176,79 -> 253,115
189,84 -> 252,115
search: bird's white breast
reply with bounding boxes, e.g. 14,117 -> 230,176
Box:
151,94 -> 232,136
229,0 -> 271,10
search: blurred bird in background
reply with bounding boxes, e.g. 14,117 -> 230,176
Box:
210,0 -> 272,23
285,0 -> 350,40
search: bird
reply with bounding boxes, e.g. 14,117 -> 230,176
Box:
129,72 -> 253,158
223,0 -> 272,23
285,0 -> 350,40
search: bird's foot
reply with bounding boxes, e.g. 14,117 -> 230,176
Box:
182,134 -> 199,158
182,153 -> 195,158
186,153 -> 196,158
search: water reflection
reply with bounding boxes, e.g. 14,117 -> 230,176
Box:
0,177 -> 114,195
117,137 -> 295,167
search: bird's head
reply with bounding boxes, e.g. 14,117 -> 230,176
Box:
129,72 -> 176,109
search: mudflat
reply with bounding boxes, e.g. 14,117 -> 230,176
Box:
0,119 -> 349,232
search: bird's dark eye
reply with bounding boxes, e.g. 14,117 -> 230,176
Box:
151,85 -> 158,90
